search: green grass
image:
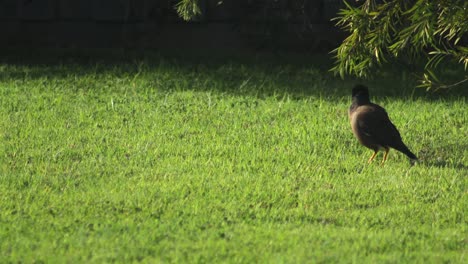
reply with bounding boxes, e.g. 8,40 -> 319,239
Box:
0,56 -> 466,263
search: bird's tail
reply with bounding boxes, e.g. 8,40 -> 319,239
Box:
395,144 -> 418,161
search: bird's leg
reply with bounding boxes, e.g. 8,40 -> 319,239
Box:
367,151 -> 378,164
381,148 -> 390,166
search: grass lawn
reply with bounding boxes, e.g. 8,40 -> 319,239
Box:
0,54 -> 466,263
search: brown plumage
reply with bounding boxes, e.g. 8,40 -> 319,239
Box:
349,85 -> 417,165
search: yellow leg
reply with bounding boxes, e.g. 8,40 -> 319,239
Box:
380,148 -> 390,166
368,151 -> 378,164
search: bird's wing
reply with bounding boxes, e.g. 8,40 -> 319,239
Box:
356,105 -> 402,146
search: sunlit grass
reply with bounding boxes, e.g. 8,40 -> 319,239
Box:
0,57 -> 466,263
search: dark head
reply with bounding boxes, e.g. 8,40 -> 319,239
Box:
351,85 -> 371,105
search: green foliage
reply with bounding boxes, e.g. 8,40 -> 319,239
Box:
332,0 -> 468,90
175,0 -> 202,21
0,57 -> 466,262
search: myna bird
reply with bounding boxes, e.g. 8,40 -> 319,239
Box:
349,85 -> 417,165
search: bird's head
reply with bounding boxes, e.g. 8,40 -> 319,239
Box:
352,85 -> 371,105
352,85 -> 369,98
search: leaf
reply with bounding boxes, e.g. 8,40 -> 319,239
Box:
426,69 -> 440,83
174,0 -> 202,21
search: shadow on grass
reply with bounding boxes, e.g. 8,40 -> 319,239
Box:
420,160 -> 468,170
0,48 -> 467,101
417,143 -> 468,170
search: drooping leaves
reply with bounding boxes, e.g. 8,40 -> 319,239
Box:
331,0 -> 468,89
